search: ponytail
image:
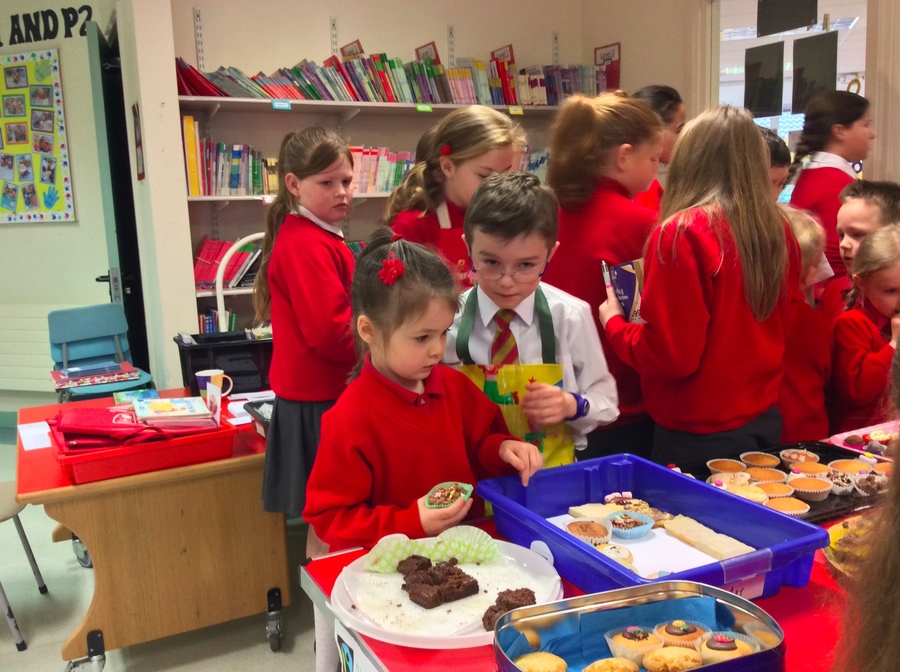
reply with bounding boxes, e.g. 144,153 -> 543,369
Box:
788,91 -> 869,183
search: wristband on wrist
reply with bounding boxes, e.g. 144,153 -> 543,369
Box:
565,393 -> 590,421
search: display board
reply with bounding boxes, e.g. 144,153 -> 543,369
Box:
1,48 -> 74,223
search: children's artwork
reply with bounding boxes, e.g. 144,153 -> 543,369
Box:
0,49 -> 74,223
3,94 -> 25,116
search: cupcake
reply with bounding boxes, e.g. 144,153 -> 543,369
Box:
705,471 -> 751,487
700,633 -> 754,664
778,447 -> 819,468
789,462 -> 832,479
642,646 -> 703,672
764,497 -> 810,517
829,459 -> 871,475
514,651 -> 568,672
756,482 -> 794,498
567,518 -> 611,545
726,484 -> 769,504
605,626 -> 663,665
607,512 -> 655,539
596,543 -> 634,566
707,459 -> 745,474
745,467 -> 787,483
874,462 -> 892,477
855,473 -> 889,497
789,477 -> 831,502
653,620 -> 710,649
828,471 -> 854,496
583,659 -> 638,672
740,451 -> 781,468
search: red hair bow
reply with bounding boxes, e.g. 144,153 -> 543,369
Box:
440,145 -> 452,157
378,252 -> 405,286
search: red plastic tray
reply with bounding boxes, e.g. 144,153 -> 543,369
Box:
51,423 -> 237,484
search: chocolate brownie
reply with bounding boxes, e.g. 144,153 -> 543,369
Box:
482,588 -> 537,631
441,572 -> 480,602
398,556 -> 479,609
396,555 -> 432,576
482,604 -> 504,631
406,582 -> 444,609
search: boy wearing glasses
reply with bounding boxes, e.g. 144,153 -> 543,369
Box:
444,172 -> 619,465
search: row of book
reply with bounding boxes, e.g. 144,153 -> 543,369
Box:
198,308 -> 237,335
350,147 -> 415,195
177,54 -> 609,108
182,116 -> 275,197
194,236 -> 261,290
50,361 -> 140,390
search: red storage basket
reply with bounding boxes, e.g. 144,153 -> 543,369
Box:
52,423 -> 237,484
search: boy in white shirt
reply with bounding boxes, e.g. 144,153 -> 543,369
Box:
445,172 -> 619,464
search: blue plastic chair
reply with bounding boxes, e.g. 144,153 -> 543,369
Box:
48,302 -> 153,402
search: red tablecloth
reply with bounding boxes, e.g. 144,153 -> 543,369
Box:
304,524 -> 845,671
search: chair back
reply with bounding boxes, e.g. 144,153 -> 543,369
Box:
48,303 -> 134,370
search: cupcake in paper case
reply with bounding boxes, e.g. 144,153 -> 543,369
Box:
706,458 -> 745,474
828,471 -> 855,496
756,481 -> 794,499
605,626 -> 663,665
789,477 -> 832,502
828,459 -> 871,475
699,632 -> 756,664
745,467 -> 787,484
764,496 -> 810,518
653,620 -> 711,650
788,461 -> 832,479
854,472 -> 889,497
705,471 -> 751,487
874,462 -> 892,477
778,447 -> 819,469
739,451 -> 781,469
606,511 -> 654,540
566,517 -> 612,545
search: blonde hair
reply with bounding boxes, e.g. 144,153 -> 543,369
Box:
846,224 -> 900,310
659,106 -> 788,321
547,91 -> 662,209
253,127 -> 351,323
382,106 -> 525,224
781,206 -> 825,277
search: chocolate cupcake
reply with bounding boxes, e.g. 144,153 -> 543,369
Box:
653,620 -> 710,649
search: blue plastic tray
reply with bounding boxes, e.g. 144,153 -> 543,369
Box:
478,454 -> 829,599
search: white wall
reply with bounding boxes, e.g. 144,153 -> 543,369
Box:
0,0 -> 116,393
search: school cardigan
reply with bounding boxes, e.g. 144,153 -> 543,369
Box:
633,178 -> 664,215
542,178 -> 658,425
605,208 -> 799,434
302,360 -> 517,552
790,160 -> 855,276
267,213 -> 356,401
778,300 -> 833,443
390,198 -> 466,250
832,304 -> 894,432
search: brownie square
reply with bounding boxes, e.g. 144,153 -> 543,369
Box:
406,582 -> 443,609
482,604 -> 504,631
496,588 -> 536,610
441,573 -> 480,602
396,555 -> 432,576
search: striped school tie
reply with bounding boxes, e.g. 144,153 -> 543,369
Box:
491,309 -> 519,366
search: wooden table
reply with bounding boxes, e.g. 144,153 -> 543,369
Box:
16,393 -> 290,663
301,525 -> 845,672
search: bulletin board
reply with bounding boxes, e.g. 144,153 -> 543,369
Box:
0,49 -> 74,223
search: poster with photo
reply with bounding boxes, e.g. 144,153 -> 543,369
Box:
0,49 -> 74,223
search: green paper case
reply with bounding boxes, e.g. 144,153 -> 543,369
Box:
425,481 -> 473,509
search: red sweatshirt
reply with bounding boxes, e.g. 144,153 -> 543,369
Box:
390,199 -> 466,253
790,167 -> 854,277
267,214 -> 356,401
832,304 -> 894,432
817,275 -> 851,326
605,207 -> 799,434
303,361 -> 517,552
542,178 -> 657,424
778,301 -> 833,442
633,178 -> 664,216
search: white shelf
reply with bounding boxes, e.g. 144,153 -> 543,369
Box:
196,287 -> 254,298
178,96 -> 558,118
188,193 -> 391,203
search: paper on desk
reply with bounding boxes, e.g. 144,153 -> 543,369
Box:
18,421 -> 52,451
229,391 -> 275,402
226,400 -> 253,425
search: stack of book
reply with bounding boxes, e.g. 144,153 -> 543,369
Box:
182,115 -> 276,197
349,147 -> 415,194
132,397 -> 218,429
193,236 -> 262,291
176,51 -> 610,108
198,308 -> 236,334
51,361 -> 140,391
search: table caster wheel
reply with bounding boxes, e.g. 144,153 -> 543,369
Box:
73,536 -> 93,569
265,587 -> 283,652
268,629 -> 282,652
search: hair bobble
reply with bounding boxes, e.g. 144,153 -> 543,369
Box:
378,252 -> 405,286
391,232 -> 403,242
440,145 -> 452,157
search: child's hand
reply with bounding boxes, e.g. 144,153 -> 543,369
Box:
417,495 -> 472,536
598,283 -> 624,328
891,314 -> 900,348
499,439 -> 543,486
521,382 -> 577,425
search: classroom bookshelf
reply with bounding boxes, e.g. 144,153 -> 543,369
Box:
181,93 -> 557,330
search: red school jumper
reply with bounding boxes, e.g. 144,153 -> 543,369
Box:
832,303 -> 894,432
391,199 -> 470,284
778,301 -> 833,442
633,178 -> 664,216
302,360 -> 517,552
817,275 -> 852,326
790,167 -> 854,277
542,178 -> 657,426
605,208 -> 799,434
267,213 -> 356,401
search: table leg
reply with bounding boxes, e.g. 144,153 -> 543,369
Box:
43,465 -> 290,660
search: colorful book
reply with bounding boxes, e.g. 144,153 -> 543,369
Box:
608,259 -> 646,323
132,397 -> 217,428
182,116 -> 201,196
51,362 -> 139,390
112,389 -> 160,404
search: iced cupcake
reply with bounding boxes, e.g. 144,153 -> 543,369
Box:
605,626 -> 663,665
828,471 -> 854,496
653,620 -> 710,649
778,447 -> 819,468
699,632 -> 755,664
